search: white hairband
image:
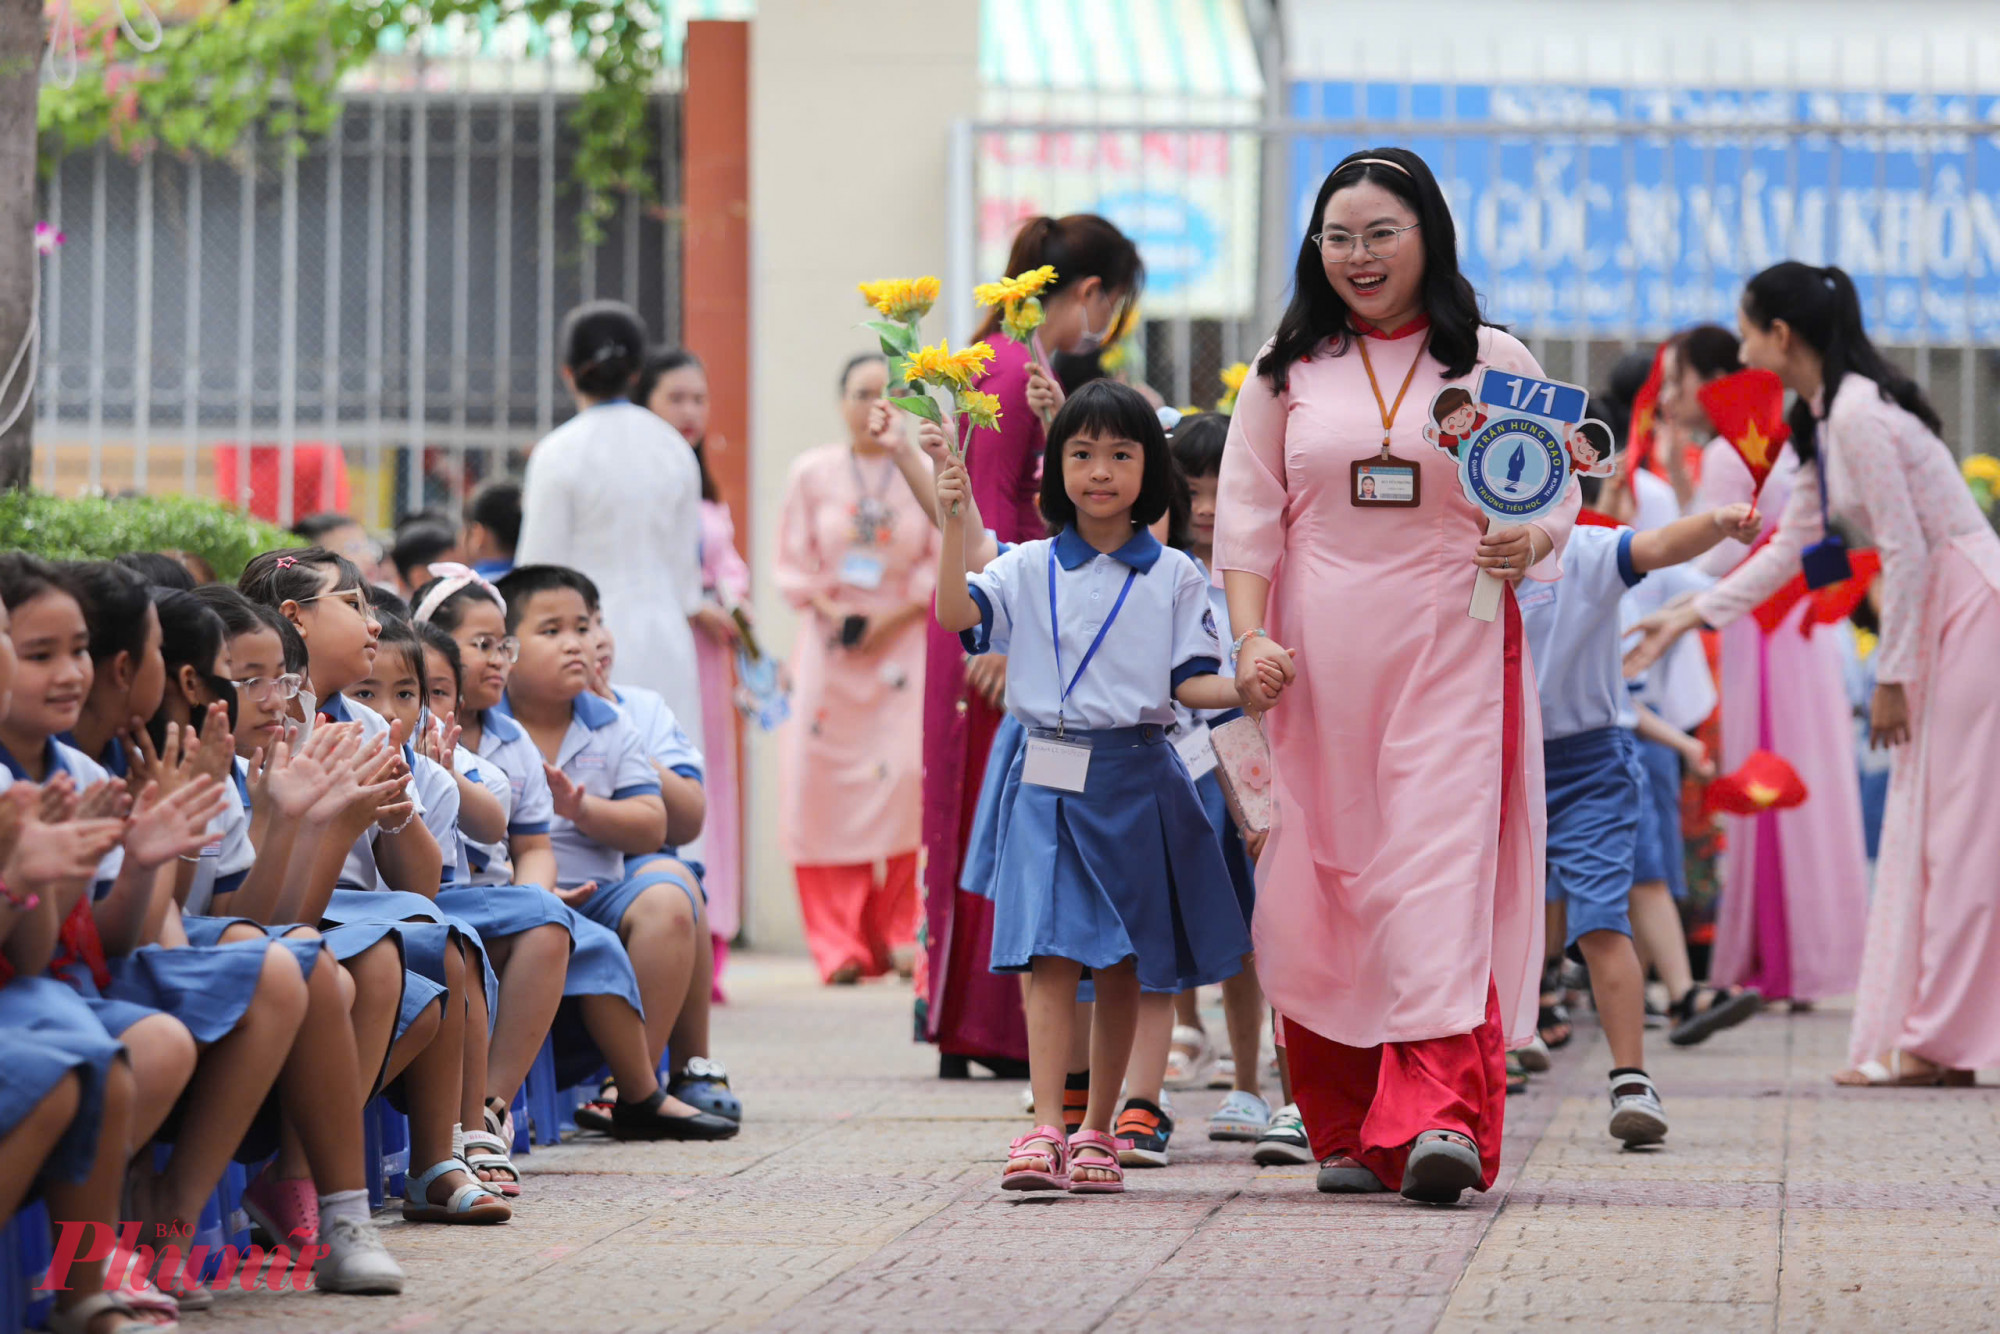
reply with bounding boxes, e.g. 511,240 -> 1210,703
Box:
1350,157 -> 1413,178
414,562 -> 505,625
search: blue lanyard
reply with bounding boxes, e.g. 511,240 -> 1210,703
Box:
1047,544 -> 1137,730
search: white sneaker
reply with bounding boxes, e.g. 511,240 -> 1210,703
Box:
1207,1089 -> 1272,1142
1253,1103 -> 1313,1165
1164,1025 -> 1216,1090
1018,1086 -> 1036,1115
1607,1071 -> 1669,1148
313,1215 -> 406,1295
1516,1034 -> 1552,1072
1208,1055 -> 1237,1090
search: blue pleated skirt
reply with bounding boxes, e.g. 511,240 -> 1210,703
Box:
960,715 -> 1026,900
549,876 -> 668,1089
1193,768 -> 1256,921
321,886 -> 499,1018
0,977 -> 124,1186
572,862 -> 700,933
987,724 -> 1250,993
102,938 -> 321,1046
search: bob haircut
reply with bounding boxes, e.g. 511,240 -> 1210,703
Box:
1037,379 -> 1176,535
1259,146 -> 1493,393
1168,412 -> 1229,480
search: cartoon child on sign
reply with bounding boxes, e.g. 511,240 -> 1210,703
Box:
1565,418 -> 1618,479
1423,386 -> 1487,460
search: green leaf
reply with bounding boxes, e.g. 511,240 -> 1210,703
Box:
889,393 -> 943,425
863,320 -> 918,355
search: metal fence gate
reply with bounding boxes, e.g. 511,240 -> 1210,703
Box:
35,76 -> 685,529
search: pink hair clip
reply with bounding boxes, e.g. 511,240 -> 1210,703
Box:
275,556 -> 299,569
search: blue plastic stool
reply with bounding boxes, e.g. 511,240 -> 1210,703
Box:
362,1098 -> 412,1211
362,1100 -> 384,1212
523,1039 -> 564,1147
508,1085 -> 531,1157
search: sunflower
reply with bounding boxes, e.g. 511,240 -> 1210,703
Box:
1000,296 -> 1045,343
858,276 -> 940,322
958,390 -> 1003,431
974,264 -> 1059,309
1217,361 -> 1250,413
903,339 -> 995,391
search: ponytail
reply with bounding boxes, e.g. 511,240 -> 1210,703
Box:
1741,262 -> 1942,463
974,214 -> 1144,341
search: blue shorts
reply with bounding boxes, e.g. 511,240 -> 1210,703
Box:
1631,737 -> 1688,900
574,859 -> 703,933
1543,727 -> 1643,947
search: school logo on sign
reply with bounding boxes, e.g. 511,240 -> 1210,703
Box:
1461,417 -> 1568,520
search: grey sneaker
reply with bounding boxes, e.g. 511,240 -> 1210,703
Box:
313,1215 -> 406,1295
1607,1070 -> 1669,1147
1208,1090 -> 1272,1141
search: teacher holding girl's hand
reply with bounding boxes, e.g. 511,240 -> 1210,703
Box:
1627,262 -> 2000,1089
1216,148 -> 1578,1206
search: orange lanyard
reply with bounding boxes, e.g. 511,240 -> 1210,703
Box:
1355,332 -> 1429,454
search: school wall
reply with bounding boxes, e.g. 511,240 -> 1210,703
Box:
744,0 -> 981,953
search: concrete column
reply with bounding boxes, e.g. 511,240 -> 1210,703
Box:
744,0 -> 980,953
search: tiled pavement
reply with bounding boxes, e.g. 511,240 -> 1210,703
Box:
197,955 -> 1998,1333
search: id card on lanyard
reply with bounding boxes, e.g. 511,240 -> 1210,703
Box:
1022,545 -> 1137,794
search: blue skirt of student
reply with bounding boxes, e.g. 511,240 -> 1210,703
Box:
986,724 -> 1250,992
581,858 -> 703,930
321,886 -> 499,1018
95,937 -> 323,1045
0,976 -> 126,1186
1193,769 -> 1256,922
959,714 -> 1026,901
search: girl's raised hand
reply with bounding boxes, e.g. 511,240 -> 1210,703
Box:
8,814 -> 125,891
76,780 -> 132,823
123,777 -> 227,870
417,712 -> 460,767
1025,360 -> 1065,425
915,419 -> 953,467
37,774 -> 78,825
935,460 -> 972,520
0,784 -> 34,874
191,703 -> 236,785
544,763 -> 587,823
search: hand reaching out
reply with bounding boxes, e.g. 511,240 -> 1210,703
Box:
1710,502 -> 1761,544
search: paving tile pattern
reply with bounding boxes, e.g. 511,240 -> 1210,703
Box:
191,958 -> 1997,1333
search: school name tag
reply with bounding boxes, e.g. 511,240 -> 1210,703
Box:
839,550 -> 886,590
1023,730 -> 1091,793
1173,722 -> 1218,780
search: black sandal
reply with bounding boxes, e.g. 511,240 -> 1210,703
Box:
608,1086 -> 741,1141
1667,986 -> 1763,1047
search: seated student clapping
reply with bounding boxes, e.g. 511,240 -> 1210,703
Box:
491,564 -> 737,1139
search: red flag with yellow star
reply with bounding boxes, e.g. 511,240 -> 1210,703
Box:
1625,344 -> 1668,496
1704,749 -> 1809,816
1697,368 -> 1790,498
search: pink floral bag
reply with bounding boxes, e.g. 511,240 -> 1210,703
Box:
1210,715 -> 1273,836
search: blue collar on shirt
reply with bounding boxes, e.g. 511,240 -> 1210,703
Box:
494,689 -> 621,733
52,732 -> 127,778
0,736 -> 62,781
1053,526 -> 1164,574
479,707 -> 525,744
471,559 -> 514,580
318,691 -> 352,723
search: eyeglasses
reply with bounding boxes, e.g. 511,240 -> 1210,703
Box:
229,673 -> 304,703
300,588 -> 371,617
465,635 -> 520,664
1310,222 -> 1421,262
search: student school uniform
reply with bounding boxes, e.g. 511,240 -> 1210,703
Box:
961,526 -> 1250,993
611,683 -> 708,916
1520,524 -> 1648,949
956,535 -> 1025,907
1179,557 -> 1255,923
497,689 -> 677,1085
449,708 -> 646,1048
1620,561 -> 1716,902
0,976 -> 126,1188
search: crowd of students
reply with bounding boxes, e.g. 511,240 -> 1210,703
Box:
0,515 -> 743,1330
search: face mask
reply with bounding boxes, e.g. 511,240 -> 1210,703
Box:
1073,295 -> 1117,352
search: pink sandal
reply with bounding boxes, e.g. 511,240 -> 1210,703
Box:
1066,1129 -> 1126,1194
1001,1125 -> 1069,1191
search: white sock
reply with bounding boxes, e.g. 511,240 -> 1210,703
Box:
317,1189 -> 370,1233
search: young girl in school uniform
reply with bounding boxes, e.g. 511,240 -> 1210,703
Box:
932,380 -> 1263,1193
238,546 -> 511,1226
411,569 -> 706,1141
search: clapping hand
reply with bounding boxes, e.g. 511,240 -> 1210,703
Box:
417,712 -> 461,768
544,764 -> 587,823
122,777 -> 228,870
